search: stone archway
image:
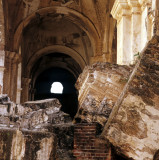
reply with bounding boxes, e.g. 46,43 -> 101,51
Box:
25,45 -> 86,78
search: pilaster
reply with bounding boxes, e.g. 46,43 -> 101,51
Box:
129,0 -> 142,62
111,0 -> 132,65
3,51 -> 21,101
21,78 -> 31,103
111,0 -> 152,65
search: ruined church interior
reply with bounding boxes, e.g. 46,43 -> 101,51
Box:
0,0 -> 158,159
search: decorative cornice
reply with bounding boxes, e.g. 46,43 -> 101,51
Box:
111,0 -> 131,21
128,0 -> 141,13
111,0 -> 151,20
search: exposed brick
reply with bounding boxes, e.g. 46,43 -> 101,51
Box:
73,123 -> 112,159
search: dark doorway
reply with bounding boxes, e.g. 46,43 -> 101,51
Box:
34,67 -> 78,118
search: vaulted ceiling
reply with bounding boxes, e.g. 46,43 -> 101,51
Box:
2,0 -> 116,89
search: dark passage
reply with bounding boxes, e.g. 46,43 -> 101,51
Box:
34,67 -> 78,118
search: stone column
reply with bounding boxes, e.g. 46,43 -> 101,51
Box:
21,78 -> 31,103
3,51 -> 20,101
111,0 -> 132,65
111,0 -> 152,65
129,0 -> 142,61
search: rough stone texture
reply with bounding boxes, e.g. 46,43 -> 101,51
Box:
105,35 -> 159,160
74,62 -> 132,127
0,129 -> 56,160
48,123 -> 75,160
0,96 -> 74,159
0,98 -> 71,130
10,129 -> 25,160
0,1 -> 158,159
23,98 -> 61,111
23,131 -> 56,160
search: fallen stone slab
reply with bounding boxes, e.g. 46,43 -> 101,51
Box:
23,98 -> 61,111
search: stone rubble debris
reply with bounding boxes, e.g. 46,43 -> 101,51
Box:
0,95 -> 74,159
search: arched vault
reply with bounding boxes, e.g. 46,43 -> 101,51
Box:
13,6 -> 101,56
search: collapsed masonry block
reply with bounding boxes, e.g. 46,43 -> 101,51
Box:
23,98 -> 61,111
105,36 -> 159,160
74,62 -> 132,127
0,98 -> 72,130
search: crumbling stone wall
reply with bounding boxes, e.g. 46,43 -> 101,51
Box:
104,36 -> 159,160
74,35 -> 159,160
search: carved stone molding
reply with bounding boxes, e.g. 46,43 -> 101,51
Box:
111,0 -> 131,22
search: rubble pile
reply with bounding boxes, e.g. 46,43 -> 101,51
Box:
0,95 -> 74,160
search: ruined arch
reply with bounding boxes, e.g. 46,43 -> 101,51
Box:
26,45 -> 86,78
